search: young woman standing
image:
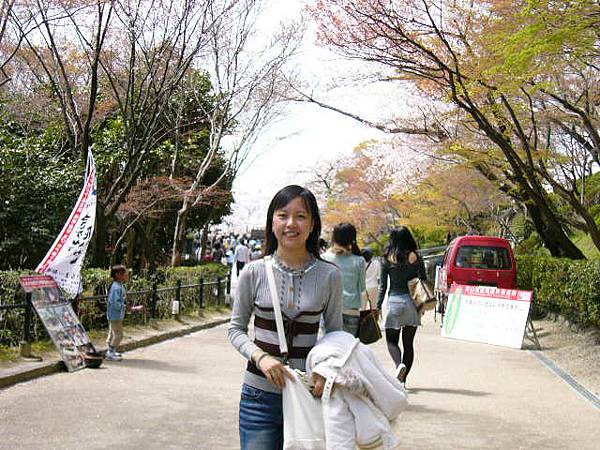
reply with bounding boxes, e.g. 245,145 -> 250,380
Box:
228,185 -> 343,450
322,222 -> 366,337
377,227 -> 427,386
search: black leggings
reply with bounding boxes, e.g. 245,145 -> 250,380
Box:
385,326 -> 417,381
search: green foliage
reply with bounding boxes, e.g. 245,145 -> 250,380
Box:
517,255 -> 600,327
487,0 -> 598,82
518,229 -> 600,261
583,172 -> 600,220
411,226 -> 448,249
515,231 -> 550,256
0,270 -> 26,302
0,126 -> 81,270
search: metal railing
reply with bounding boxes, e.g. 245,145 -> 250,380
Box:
418,245 -> 447,257
0,273 -> 231,351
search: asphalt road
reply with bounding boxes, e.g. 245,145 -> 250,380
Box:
1,313 -> 599,449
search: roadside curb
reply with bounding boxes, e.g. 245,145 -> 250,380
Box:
0,317 -> 230,390
529,349 -> 600,410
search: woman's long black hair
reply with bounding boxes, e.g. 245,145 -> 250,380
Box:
384,226 -> 418,265
331,222 -> 361,256
264,185 -> 322,259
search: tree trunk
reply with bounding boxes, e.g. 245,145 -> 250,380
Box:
473,163 -> 584,259
171,210 -> 188,267
200,222 -> 210,263
93,203 -> 108,267
143,222 -> 157,272
523,192 -> 585,259
126,227 -> 137,269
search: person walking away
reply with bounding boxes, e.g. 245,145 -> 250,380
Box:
226,248 -> 235,271
228,185 -> 343,450
106,265 -> 128,361
323,223 -> 366,337
377,227 -> 427,387
234,239 -> 250,276
212,242 -> 224,265
361,247 -> 381,311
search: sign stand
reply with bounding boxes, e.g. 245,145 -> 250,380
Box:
524,317 -> 541,350
524,294 -> 541,350
18,275 -> 96,372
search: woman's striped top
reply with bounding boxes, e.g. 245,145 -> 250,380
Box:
228,255 -> 343,394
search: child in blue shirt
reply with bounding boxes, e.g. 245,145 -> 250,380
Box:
106,265 -> 128,361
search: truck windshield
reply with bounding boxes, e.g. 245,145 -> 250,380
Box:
454,246 -> 512,270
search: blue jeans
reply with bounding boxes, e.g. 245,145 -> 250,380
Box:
343,314 -> 360,337
239,384 -> 283,450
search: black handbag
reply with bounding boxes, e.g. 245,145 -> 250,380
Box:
357,292 -> 382,344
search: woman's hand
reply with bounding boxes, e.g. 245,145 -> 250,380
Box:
258,355 -> 294,389
311,373 -> 327,398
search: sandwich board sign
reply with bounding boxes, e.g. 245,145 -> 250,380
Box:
441,284 -> 532,349
19,275 -> 94,372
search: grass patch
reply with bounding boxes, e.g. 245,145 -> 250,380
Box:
0,345 -> 19,362
0,339 -> 57,362
31,340 -> 57,354
572,231 -> 600,260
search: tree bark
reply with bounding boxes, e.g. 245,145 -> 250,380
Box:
520,190 -> 584,259
126,227 -> 137,269
170,211 -> 188,267
93,203 -> 108,267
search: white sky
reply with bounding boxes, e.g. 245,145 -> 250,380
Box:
223,0 -> 396,232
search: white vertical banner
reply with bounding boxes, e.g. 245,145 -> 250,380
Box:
36,151 -> 97,297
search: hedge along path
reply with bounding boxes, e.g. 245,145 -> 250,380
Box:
516,255 -> 600,328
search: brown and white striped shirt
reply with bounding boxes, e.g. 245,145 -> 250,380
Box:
228,255 -> 343,393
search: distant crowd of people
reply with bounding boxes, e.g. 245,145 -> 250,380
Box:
194,232 -> 265,276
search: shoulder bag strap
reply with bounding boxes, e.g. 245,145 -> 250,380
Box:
264,256 -> 289,356
364,289 -> 373,310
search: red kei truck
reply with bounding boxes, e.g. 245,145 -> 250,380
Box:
435,236 -> 517,315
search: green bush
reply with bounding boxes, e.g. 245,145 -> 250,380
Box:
0,269 -> 38,346
79,263 -> 230,325
517,255 -> 600,327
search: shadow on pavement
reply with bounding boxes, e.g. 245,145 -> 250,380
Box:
409,387 -> 490,397
114,358 -> 198,374
404,404 -> 454,415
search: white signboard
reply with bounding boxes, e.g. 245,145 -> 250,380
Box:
441,284 -> 532,349
36,151 -> 96,297
19,275 -> 93,372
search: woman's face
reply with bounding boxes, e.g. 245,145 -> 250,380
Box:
272,196 -> 314,252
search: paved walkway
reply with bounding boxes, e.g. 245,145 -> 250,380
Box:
1,311 -> 599,449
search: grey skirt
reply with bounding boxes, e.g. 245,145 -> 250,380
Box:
384,293 -> 421,329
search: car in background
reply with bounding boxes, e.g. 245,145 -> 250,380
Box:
435,236 -> 517,312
